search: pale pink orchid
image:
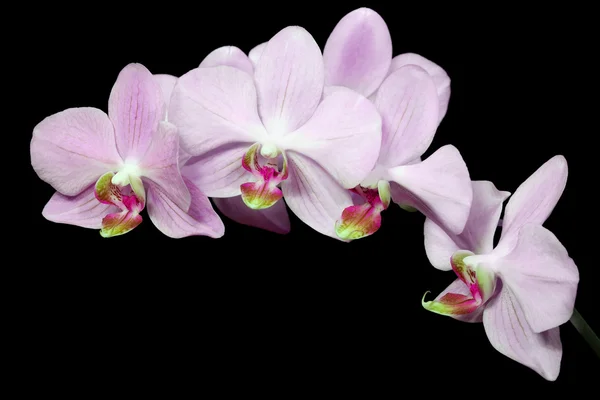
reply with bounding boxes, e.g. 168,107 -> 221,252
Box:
421,155 -> 579,380
250,8 -> 471,240
168,26 -> 382,239
155,46 -> 292,235
30,63 -> 224,239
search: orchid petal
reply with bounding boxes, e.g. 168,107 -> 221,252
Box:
42,186 -> 120,229
139,121 -> 191,211
248,42 -> 267,69
153,74 -> 177,117
423,217 -> 460,271
169,65 -> 264,156
146,178 -> 224,239
323,7 -> 392,97
497,155 -> 568,254
390,158 -> 419,212
424,181 -> 510,270
31,107 -> 121,196
181,144 -> 251,197
374,65 -> 439,167
282,86 -> 381,189
390,53 -> 451,123
493,224 -> 579,333
460,181 -> 511,254
213,195 -> 291,235
178,147 -> 193,169
199,46 -> 254,75
483,283 -> 562,381
281,152 -> 353,240
254,26 -> 324,135
108,63 -> 164,161
387,145 -> 472,234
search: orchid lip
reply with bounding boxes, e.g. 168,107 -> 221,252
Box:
422,250 -> 497,317
94,170 -> 146,238
240,142 -> 289,210
335,180 -> 391,240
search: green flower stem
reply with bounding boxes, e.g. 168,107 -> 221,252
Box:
570,307 -> 600,358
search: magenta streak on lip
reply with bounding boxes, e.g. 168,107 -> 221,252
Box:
94,171 -> 144,237
335,184 -> 388,240
240,143 -> 288,209
422,251 -> 488,316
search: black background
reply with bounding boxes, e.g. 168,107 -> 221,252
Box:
25,1 -> 597,391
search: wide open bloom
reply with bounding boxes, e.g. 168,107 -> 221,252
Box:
154,47 -> 292,235
421,155 -> 579,380
250,8 -> 469,240
31,63 -> 224,238
169,26 -> 382,239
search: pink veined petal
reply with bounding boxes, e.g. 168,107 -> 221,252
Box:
460,181 -> 511,254
153,74 -> 178,118
497,155 -> 568,255
390,53 -> 451,123
387,145 -> 472,234
434,278 -> 484,323
492,224 -> 579,333
108,63 -> 165,161
425,180 -> 511,270
139,121 -> 191,211
374,65 -> 440,168
31,107 -> 122,196
281,151 -> 353,240
483,282 -> 562,381
181,144 -> 251,197
423,218 -> 460,271
169,65 -> 264,156
282,86 -> 382,189
199,46 -> 254,75
42,186 -> 120,229
254,26 -> 324,135
248,42 -> 267,69
146,178 -> 225,239
213,195 -> 291,235
323,7 -> 392,97
178,146 -> 193,169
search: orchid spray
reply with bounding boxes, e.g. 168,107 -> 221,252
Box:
28,6 -> 598,383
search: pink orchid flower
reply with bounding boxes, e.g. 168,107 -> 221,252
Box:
31,63 -> 224,239
168,26 -> 382,239
155,47 -> 292,235
250,8 -> 471,240
421,155 -> 579,381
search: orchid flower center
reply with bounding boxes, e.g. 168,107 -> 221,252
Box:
93,163 -> 146,238
240,142 -> 289,210
335,180 -> 391,240
422,251 -> 497,317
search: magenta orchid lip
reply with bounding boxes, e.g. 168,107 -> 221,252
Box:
29,6 -> 598,381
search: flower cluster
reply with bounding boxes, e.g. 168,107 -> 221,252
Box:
29,8 -> 580,380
